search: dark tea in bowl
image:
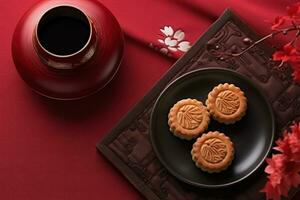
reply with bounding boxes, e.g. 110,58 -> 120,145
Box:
12,0 -> 124,100
36,6 -> 91,56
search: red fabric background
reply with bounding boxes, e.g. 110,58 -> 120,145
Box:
0,0 -> 299,199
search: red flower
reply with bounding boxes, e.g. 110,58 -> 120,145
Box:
262,123 -> 300,200
265,155 -> 287,186
285,161 -> 300,187
262,182 -> 281,200
292,69 -> 300,82
272,43 -> 300,62
271,16 -> 286,30
274,134 -> 292,156
272,43 -> 300,83
287,2 -> 300,18
269,2 -> 300,83
289,63 -> 300,82
270,2 -> 300,31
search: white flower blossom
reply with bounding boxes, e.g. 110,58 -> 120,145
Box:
158,26 -> 191,54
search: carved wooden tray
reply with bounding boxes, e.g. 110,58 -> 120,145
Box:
97,9 -> 300,200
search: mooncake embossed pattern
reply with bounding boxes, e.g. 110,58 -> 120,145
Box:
177,104 -> 203,130
191,131 -> 235,173
168,99 -> 210,140
206,83 -> 247,124
216,90 -> 240,115
200,138 -> 227,163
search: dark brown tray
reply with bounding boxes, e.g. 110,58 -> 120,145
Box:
97,9 -> 300,200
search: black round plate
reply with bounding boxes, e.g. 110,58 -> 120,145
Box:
150,68 -> 275,188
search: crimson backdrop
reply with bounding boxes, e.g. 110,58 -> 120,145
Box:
0,0 -> 299,199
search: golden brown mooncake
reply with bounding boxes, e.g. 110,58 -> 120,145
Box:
191,131 -> 234,173
206,83 -> 247,124
168,99 -> 210,140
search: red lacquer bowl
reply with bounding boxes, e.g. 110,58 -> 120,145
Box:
12,0 -> 124,100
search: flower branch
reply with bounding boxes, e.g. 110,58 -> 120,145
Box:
222,2 -> 300,83
231,26 -> 300,57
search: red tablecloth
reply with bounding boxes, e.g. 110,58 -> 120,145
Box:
0,0 -> 299,199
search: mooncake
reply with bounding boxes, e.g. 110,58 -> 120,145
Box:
206,83 -> 247,124
168,99 -> 210,140
191,131 -> 234,173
